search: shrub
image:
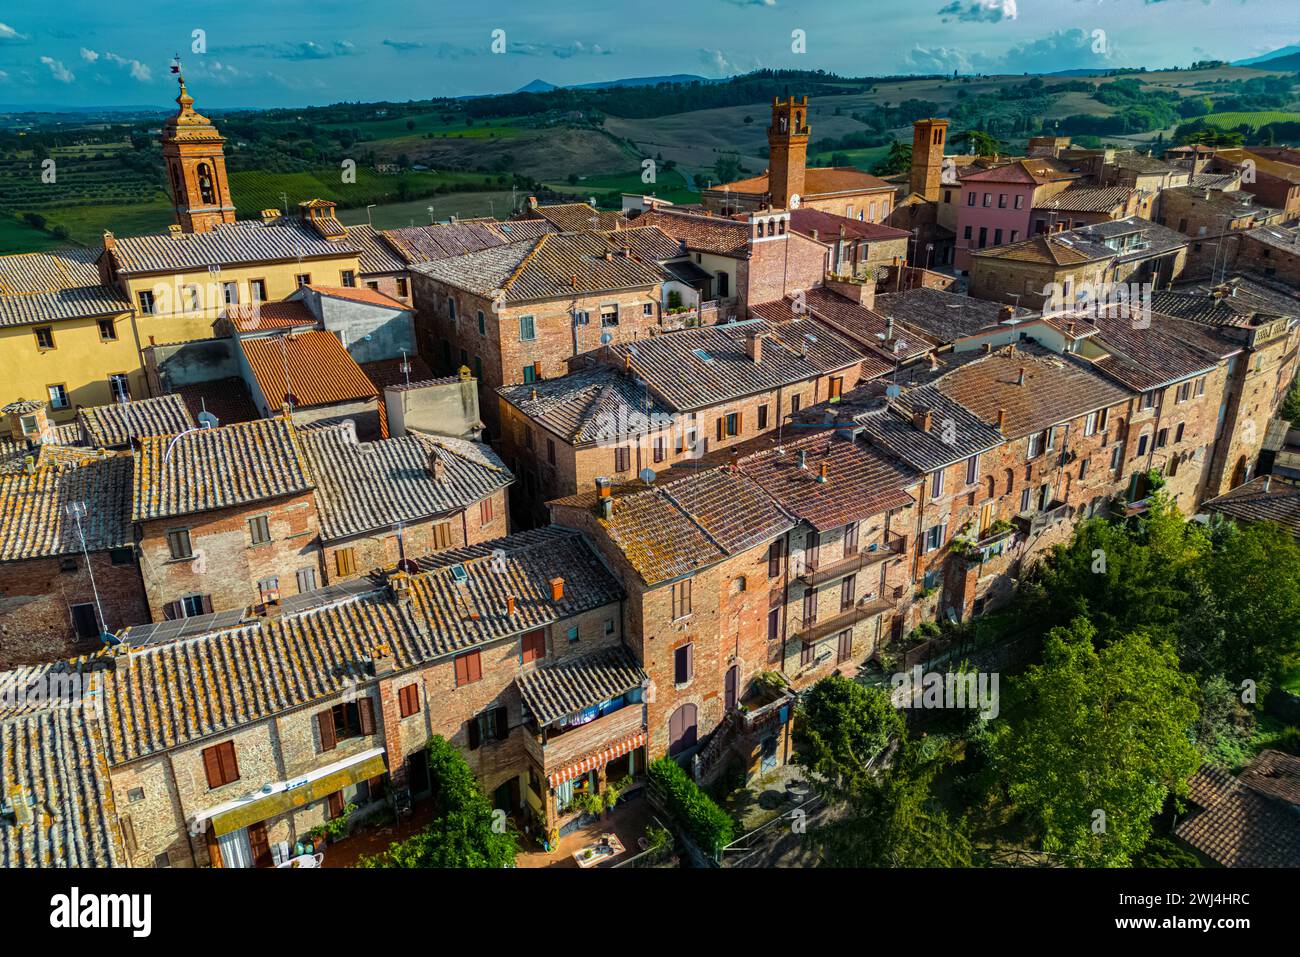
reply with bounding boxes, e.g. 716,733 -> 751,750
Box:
647,758 -> 734,853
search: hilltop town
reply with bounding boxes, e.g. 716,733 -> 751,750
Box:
1,67 -> 1299,873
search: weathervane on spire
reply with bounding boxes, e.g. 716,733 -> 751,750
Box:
171,54 -> 183,83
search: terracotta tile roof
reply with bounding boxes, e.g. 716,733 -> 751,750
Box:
222,299 -> 317,333
960,158 -> 1080,185
934,343 -> 1131,439
410,527 -> 624,654
798,287 -> 938,362
737,430 -> 918,531
239,330 -> 378,411
360,355 -> 435,391
1035,185 -> 1135,214
1090,313 -> 1222,392
857,386 -> 1005,472
606,316 -> 869,411
600,224 -> 683,263
515,645 -> 647,726
309,284 -> 407,310
554,467 -> 795,585
529,202 -> 623,232
1245,223 -> 1300,254
635,209 -> 750,258
788,208 -> 911,242
109,220 -> 358,276
0,454 -> 132,560
487,219 -> 555,242
1159,275 -> 1299,326
0,425 -> 84,474
298,422 -> 512,542
1176,752 -> 1300,867
174,378 -> 259,427
971,233 -> 1113,266
498,366 -> 674,445
344,222 -> 406,275
413,232 -> 662,303
719,166 -> 895,198
380,222 -> 508,265
874,288 -> 1021,344
75,394 -> 196,449
0,698 -> 124,867
132,417 -> 314,521
1111,151 -> 1184,176
0,248 -> 130,328
1204,475 -> 1300,540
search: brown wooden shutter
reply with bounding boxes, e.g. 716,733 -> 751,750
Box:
494,706 -> 509,740
736,411 -> 744,433
200,595 -> 214,615
218,741 -> 239,784
358,696 -> 376,735
327,791 -> 345,819
248,820 -> 272,868
467,651 -> 482,683
454,654 -> 468,686
317,710 -> 337,752
202,746 -> 223,789
716,417 -> 723,440
685,643 -> 694,682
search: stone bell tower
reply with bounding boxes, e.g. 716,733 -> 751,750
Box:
160,62 -> 237,233
767,96 -> 810,210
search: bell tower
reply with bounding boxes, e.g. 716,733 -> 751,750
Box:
910,118 -> 949,202
160,61 -> 236,233
767,96 -> 809,210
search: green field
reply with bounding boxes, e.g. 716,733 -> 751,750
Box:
0,213 -> 69,254
228,167 -> 516,218
319,112 -> 526,142
1200,111 -> 1300,131
335,190 -> 521,228
542,167 -> 699,206
808,144 -> 891,171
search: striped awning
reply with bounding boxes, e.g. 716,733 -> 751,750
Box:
547,731 -> 646,788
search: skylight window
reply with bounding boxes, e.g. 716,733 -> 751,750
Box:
692,348 -> 716,364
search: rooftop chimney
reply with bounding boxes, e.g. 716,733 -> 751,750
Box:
797,449 -> 808,469
549,577 -> 565,603
983,342 -> 992,354
1263,474 -> 1272,492
914,409 -> 933,433
818,461 -> 829,483
1017,367 -> 1026,386
746,331 -> 763,364
1000,305 -> 1015,324
371,644 -> 396,676
506,595 -> 516,617
428,448 -> 444,481
528,196 -> 538,208
996,408 -> 1007,431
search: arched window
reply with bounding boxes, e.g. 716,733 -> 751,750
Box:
668,703 -> 698,756
1004,468 -> 1014,495
795,112 -> 803,129
986,475 -> 996,499
196,162 -> 216,204
779,116 -> 788,133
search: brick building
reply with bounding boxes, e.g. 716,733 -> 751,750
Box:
133,416 -> 324,619
0,449 -> 148,668
701,96 -> 896,221
955,158 -> 1082,272
787,208 -> 911,278
409,231 -> 665,436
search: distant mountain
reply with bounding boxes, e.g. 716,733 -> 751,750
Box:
1234,45 -> 1300,66
514,79 -> 558,94
1240,50 -> 1300,72
1040,68 -> 1116,77
513,74 -> 710,95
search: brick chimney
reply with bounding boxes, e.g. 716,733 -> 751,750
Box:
913,409 -> 933,433
428,448 -> 444,481
1016,367 -> 1026,386
506,595 -> 516,616
996,408 -> 1007,431
746,331 -> 763,364
549,577 -> 565,603
818,461 -> 829,483
596,476 -> 614,519
371,644 -> 395,676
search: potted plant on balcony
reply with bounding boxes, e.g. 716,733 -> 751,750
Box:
307,802 -> 357,847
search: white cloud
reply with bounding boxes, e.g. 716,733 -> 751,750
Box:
0,22 -> 27,41
104,52 -> 152,82
79,47 -> 99,62
39,56 -> 74,83
938,0 -> 1018,23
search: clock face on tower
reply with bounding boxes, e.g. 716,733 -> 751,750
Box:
789,193 -> 801,209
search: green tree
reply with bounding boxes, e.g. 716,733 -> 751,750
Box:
872,139 -> 912,176
953,129 -> 1003,156
359,736 -> 516,868
796,676 -> 903,798
813,736 -> 972,867
993,618 -> 1200,867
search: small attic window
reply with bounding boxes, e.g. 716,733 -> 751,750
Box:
692,348 -> 715,364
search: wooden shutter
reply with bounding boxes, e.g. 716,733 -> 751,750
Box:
200,595 -> 214,614
494,706 -> 509,741
716,417 -> 724,440
467,716 -> 481,750
248,820 -> 272,868
217,741 -> 238,785
358,697 -> 376,735
522,629 -> 545,664
317,710 -> 337,752
327,791 -> 345,819
335,548 -> 355,577
399,684 -> 418,717
454,654 -> 469,686
467,651 -> 482,683
202,745 -> 223,789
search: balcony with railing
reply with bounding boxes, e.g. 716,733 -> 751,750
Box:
523,703 -> 645,779
1014,500 -> 1072,536
789,589 -> 900,645
795,533 -> 907,587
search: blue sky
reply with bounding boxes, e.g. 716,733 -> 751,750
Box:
0,0 -> 1296,109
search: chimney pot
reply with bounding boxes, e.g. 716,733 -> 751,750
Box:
746,331 -> 764,364
506,595 -> 516,616
1017,367 -> 1026,386
1263,474 -> 1272,492
797,449 -> 807,469
996,408 -> 1007,431
549,577 -> 565,603
818,461 -> 829,483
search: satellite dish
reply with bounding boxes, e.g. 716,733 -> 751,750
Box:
639,468 -> 656,486
197,410 -> 219,429
600,332 -> 613,345
885,384 -> 902,398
